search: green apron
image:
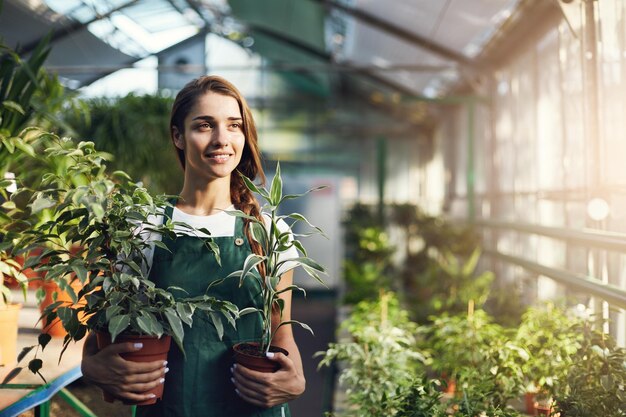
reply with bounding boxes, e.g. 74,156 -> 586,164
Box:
137,206 -> 291,417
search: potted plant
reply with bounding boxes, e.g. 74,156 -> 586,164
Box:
228,163 -> 327,372
5,134 -> 241,404
316,291 -> 428,416
515,302 -> 583,415
0,250 -> 28,367
424,308 -> 528,409
554,320 -> 626,417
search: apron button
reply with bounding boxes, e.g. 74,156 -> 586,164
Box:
234,237 -> 244,246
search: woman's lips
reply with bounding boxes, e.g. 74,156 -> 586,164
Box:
205,153 -> 232,162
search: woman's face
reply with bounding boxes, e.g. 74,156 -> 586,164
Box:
174,92 -> 246,183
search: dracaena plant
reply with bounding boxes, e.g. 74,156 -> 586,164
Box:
5,133 -> 239,382
225,162 -> 327,354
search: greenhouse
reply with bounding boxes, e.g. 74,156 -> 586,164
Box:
0,0 -> 625,416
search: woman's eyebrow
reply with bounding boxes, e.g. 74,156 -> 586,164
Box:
192,115 -> 242,121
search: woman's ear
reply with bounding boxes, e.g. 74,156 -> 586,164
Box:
172,126 -> 185,150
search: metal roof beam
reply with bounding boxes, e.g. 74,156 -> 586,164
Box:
314,0 -> 478,70
19,0 -> 141,56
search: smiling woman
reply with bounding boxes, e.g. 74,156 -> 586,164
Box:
80,76 -> 305,417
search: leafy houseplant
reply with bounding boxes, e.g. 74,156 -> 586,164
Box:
515,302 -> 583,414
554,320 -> 626,417
0,35 -> 55,367
424,309 -> 528,411
316,292 -> 428,417
228,163 -> 327,371
5,134 -> 240,403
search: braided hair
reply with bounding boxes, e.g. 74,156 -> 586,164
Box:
170,76 -> 267,266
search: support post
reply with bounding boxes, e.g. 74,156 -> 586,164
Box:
467,100 -> 476,221
376,136 -> 387,225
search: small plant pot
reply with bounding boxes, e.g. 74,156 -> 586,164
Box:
232,342 -> 289,373
443,378 -> 456,395
0,303 -> 22,366
96,332 -> 171,405
534,400 -> 555,416
39,280 -> 85,338
525,392 -> 537,415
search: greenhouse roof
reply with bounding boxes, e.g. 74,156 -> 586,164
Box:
1,0 -> 524,97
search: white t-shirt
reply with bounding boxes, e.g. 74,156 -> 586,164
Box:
138,205 -> 299,276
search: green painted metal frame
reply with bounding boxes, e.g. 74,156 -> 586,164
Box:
475,218 -> 626,309
57,388 -> 99,417
475,218 -> 626,252
485,249 -> 626,309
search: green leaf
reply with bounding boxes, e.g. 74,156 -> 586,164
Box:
71,265 -> 88,283
105,305 -> 123,322
2,101 -> 25,115
30,196 -> 56,214
89,203 -> 105,221
176,303 -> 194,326
28,359 -> 43,375
164,309 -> 184,347
209,311 -> 224,340
109,314 -> 130,342
270,162 -> 282,205
17,346 -> 35,363
249,221 -> 268,247
239,172 -> 270,199
287,213 -> 327,238
1,367 -> 23,384
239,254 -> 265,286
135,314 -> 154,335
38,333 -> 52,351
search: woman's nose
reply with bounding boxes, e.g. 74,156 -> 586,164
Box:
211,125 -> 229,145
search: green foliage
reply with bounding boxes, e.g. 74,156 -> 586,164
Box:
395,377 -> 446,417
0,35 -> 51,138
317,292 -> 429,417
424,310 -> 528,409
484,284 -> 526,328
61,93 -> 180,194
342,203 -> 394,304
0,36 -> 55,306
5,132 -> 240,381
555,320 -> 626,417
515,302 -> 584,397
225,162 -> 327,353
388,204 -> 490,323
343,226 -> 394,304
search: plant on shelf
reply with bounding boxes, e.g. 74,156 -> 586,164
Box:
342,203 -> 394,304
228,163 -> 327,370
316,292 -> 428,417
3,134 -> 240,404
554,319 -> 626,417
515,302 -> 583,414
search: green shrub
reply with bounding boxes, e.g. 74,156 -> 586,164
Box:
555,320 -> 626,417
317,292 -> 427,417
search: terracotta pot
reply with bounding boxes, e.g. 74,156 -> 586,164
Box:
96,332 -> 171,405
443,378 -> 456,395
525,392 -> 537,415
6,248 -> 44,289
232,342 -> 289,373
535,401 -> 555,416
0,303 -> 22,366
39,280 -> 85,337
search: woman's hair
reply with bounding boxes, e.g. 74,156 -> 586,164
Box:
170,76 -> 267,266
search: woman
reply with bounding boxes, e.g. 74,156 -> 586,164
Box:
81,75 -> 305,417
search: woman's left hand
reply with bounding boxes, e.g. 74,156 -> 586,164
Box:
230,352 -> 305,408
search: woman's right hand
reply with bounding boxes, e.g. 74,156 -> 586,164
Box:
81,333 -> 168,403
